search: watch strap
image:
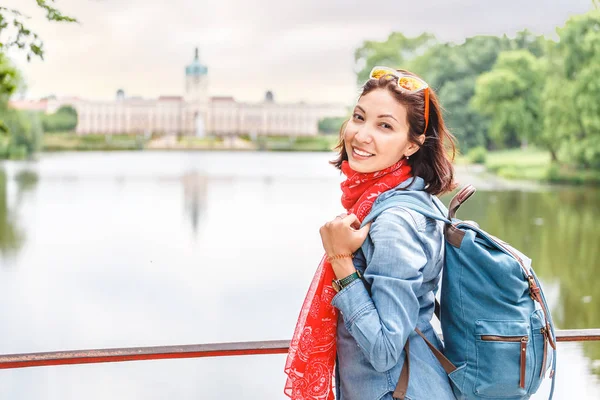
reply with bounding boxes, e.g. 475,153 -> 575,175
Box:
333,270 -> 362,292
339,271 -> 360,287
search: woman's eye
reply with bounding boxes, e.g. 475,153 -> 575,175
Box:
352,113 -> 363,121
380,122 -> 392,130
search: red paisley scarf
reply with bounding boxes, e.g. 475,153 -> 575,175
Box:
284,158 -> 412,400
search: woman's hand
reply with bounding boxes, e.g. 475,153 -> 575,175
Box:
319,213 -> 371,278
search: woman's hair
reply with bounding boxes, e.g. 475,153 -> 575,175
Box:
330,69 -> 458,196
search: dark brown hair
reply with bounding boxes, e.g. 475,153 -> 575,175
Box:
330,69 -> 458,196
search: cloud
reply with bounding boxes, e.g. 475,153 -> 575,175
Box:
5,0 -> 594,104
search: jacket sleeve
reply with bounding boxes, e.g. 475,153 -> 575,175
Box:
330,208 -> 427,372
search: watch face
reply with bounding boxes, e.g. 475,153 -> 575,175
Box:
332,280 -> 342,293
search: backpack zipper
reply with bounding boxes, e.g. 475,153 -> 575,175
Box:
480,335 -> 528,389
480,335 -> 526,342
540,327 -> 548,378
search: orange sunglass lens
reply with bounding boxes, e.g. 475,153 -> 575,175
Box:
398,77 -> 425,91
371,69 -> 395,80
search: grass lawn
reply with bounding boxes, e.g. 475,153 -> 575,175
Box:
43,133 -> 144,151
257,135 -> 339,151
482,148 -> 600,185
485,148 -> 551,181
177,136 -> 225,149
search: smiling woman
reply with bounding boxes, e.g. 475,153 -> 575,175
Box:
344,96 -> 416,172
284,68 -> 458,400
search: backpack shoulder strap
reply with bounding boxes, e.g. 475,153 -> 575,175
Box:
393,329 -> 457,399
361,194 -> 451,227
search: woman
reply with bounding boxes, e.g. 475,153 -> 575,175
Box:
284,66 -> 458,400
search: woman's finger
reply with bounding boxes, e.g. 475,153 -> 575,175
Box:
342,213 -> 361,230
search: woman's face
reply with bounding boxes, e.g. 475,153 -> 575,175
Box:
344,88 -> 420,173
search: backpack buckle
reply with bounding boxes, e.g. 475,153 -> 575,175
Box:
527,276 -> 540,301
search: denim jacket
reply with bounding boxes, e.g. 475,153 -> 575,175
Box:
331,177 -> 455,400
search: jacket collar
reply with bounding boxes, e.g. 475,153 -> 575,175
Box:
395,176 -> 426,191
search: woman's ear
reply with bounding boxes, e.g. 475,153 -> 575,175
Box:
405,134 -> 425,157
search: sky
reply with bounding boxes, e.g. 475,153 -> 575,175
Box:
4,0 -> 595,104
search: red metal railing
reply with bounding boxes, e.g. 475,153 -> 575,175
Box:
1,329 -> 599,370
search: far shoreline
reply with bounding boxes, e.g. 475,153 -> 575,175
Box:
3,133 -> 599,187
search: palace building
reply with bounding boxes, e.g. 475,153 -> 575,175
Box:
11,48 -> 347,137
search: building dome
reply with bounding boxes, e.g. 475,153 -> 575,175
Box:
186,47 -> 208,76
265,90 -> 274,102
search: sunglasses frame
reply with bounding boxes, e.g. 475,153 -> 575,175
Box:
368,66 -> 430,136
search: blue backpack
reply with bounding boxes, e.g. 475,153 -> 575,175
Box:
365,185 -> 557,400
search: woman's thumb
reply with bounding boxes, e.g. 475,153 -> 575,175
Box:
357,222 -> 372,240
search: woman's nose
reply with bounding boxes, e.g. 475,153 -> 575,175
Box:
354,126 -> 372,143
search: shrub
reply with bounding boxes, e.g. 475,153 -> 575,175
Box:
0,109 -> 43,159
467,146 -> 487,164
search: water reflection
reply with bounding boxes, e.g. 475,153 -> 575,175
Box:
182,171 -> 208,236
0,167 -> 38,263
447,189 -> 600,376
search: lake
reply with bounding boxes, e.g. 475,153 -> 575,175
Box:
0,151 -> 599,399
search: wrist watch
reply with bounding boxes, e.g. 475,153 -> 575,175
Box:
332,270 -> 362,293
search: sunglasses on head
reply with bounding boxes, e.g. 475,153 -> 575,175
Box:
369,66 -> 430,135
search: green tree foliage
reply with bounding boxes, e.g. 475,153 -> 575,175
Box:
0,2 -> 76,159
0,53 -> 31,159
471,12 -> 600,167
508,29 -> 548,58
416,33 -> 550,151
42,105 -> 78,132
0,108 -> 43,159
552,9 -> 600,169
540,46 -> 578,163
318,116 -> 346,135
354,32 -> 437,84
471,50 -> 544,149
0,52 -> 22,105
0,0 -> 77,61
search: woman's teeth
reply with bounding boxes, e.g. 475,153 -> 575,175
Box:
353,147 -> 374,157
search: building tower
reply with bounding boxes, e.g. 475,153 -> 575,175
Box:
185,47 -> 208,103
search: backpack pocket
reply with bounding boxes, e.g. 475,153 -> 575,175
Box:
474,319 -> 530,398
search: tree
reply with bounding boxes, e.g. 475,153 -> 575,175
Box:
0,52 -> 22,105
318,116 -> 346,135
42,104 -> 78,132
0,2 -> 76,159
508,29 -> 548,58
540,45 -> 578,163
354,32 -> 437,85
0,53 -> 26,158
0,0 -> 77,61
471,50 -> 544,149
553,9 -> 600,169
408,36 -> 515,151
434,75 -> 488,151
0,108 -> 43,158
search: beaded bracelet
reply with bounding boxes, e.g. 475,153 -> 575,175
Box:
327,253 -> 354,262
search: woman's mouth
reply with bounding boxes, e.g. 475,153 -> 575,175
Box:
352,146 -> 375,159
